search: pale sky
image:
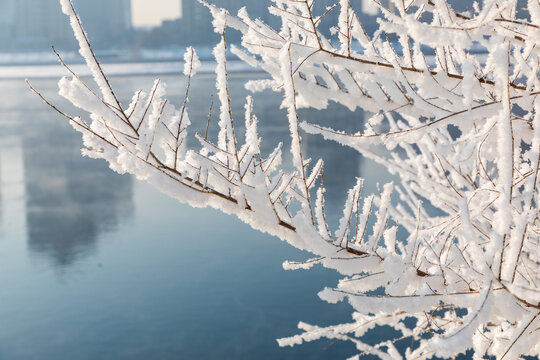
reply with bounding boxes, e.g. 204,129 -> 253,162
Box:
131,0 -> 182,27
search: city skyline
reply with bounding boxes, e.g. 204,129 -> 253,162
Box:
0,0 -> 381,52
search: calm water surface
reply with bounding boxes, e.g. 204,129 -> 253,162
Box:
0,71 -> 392,359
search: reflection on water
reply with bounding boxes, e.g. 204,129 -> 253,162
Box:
0,77 -> 133,268
300,109 -> 365,227
23,122 -> 132,267
0,71 -> 389,359
0,137 -> 25,240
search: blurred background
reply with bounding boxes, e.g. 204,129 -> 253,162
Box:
0,0 -> 380,64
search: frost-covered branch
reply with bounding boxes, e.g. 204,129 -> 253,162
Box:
35,0 -> 540,358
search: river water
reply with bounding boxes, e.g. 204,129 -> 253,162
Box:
0,70 -> 393,359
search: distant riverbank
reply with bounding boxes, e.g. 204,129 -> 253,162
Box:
0,46 -> 262,79
0,47 -> 221,66
0,60 -> 259,80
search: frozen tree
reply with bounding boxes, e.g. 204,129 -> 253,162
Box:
31,0 -> 540,358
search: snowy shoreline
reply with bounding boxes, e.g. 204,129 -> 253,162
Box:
0,60 -> 259,80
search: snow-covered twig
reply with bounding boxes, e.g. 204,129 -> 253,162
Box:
33,0 -> 540,358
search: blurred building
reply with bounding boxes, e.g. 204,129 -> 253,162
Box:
0,0 -> 15,49
22,110 -> 133,268
72,0 -> 133,49
179,0 -> 280,45
0,0 -> 132,52
176,0 -> 378,46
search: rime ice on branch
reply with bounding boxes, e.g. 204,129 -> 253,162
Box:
36,0 -> 540,358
